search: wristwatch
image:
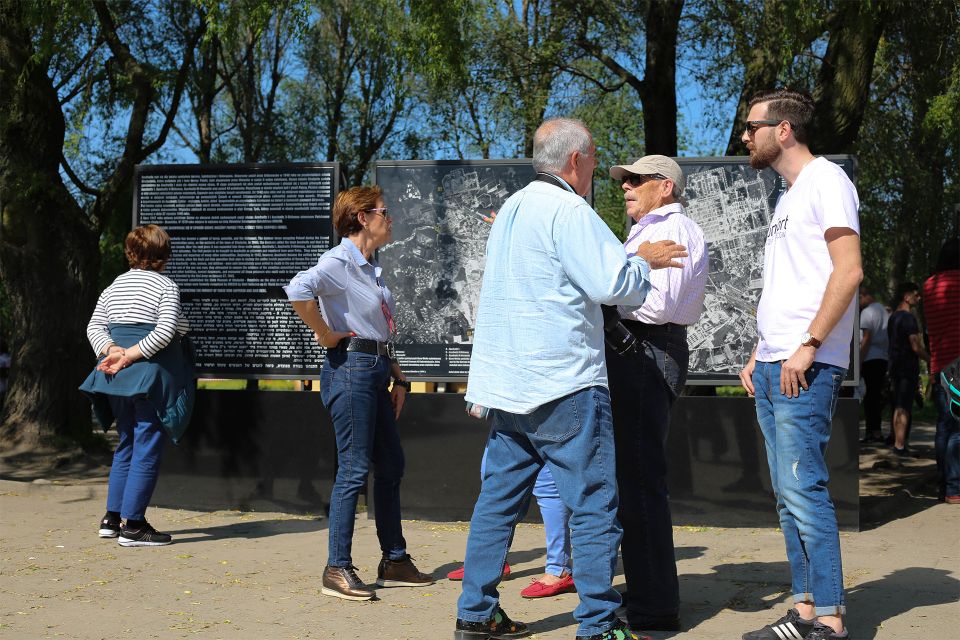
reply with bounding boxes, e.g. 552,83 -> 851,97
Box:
392,378 -> 411,390
800,332 -> 822,349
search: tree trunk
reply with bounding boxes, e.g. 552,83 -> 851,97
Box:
723,1 -> 786,155
0,3 -> 100,449
640,0 -> 682,156
810,1 -> 887,153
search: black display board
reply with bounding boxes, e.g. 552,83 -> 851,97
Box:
376,156 -> 858,383
678,155 -> 858,384
374,160 -> 537,379
133,163 -> 338,378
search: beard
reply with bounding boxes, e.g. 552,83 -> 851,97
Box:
748,139 -> 780,170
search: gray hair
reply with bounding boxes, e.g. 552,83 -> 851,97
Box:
670,183 -> 688,207
532,118 -> 592,172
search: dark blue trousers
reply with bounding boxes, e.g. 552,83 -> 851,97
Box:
607,322 -> 688,623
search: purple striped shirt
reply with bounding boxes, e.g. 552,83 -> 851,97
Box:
619,202 -> 708,325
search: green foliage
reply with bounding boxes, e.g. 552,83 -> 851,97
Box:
571,83 -> 646,237
855,0 -> 959,295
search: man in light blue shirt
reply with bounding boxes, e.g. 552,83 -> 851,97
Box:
453,118 -> 687,640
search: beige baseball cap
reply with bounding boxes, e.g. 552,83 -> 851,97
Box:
609,154 -> 685,191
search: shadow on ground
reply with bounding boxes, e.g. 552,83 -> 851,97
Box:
172,516 -> 326,543
846,567 -> 960,639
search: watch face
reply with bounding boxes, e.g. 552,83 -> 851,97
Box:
801,332 -> 811,344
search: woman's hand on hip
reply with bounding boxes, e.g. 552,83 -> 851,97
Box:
314,329 -> 354,349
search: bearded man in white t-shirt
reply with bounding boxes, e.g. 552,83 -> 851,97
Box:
737,89 -> 863,640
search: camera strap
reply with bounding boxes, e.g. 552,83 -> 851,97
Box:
533,172 -> 576,193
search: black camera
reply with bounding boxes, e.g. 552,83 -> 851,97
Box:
601,305 -> 638,356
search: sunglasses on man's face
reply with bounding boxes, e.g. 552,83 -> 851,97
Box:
623,173 -> 667,188
744,119 -> 793,135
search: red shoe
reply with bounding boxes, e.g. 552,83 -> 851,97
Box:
946,495 -> 960,504
520,573 -> 575,598
446,562 -> 511,581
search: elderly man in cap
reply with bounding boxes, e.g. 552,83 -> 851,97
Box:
606,155 -> 708,632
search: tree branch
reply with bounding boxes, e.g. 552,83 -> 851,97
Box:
59,153 -> 101,197
575,36 -> 645,95
53,36 -> 104,93
140,21 -> 206,159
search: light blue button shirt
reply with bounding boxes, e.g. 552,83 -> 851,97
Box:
284,237 -> 396,342
466,177 -> 653,414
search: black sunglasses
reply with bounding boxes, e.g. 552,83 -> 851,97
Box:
744,119 -> 791,134
623,173 -> 667,188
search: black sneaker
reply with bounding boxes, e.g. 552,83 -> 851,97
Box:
98,512 -> 121,538
454,607 -> 529,639
118,521 -> 172,547
576,618 -> 648,640
803,621 -> 849,639
742,608 -> 815,640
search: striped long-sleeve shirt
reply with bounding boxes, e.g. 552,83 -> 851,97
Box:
86,269 -> 189,359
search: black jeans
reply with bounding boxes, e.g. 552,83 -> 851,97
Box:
606,321 -> 688,621
862,358 -> 887,435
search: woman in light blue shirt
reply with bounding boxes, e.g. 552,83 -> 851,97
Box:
286,186 -> 433,601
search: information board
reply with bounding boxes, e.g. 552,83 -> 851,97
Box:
375,160 -> 536,378
376,156 -> 857,383
134,163 -> 338,378
678,155 -> 858,383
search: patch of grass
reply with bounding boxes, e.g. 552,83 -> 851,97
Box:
716,386 -> 748,397
196,379 -> 300,391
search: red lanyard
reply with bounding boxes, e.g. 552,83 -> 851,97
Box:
377,277 -> 396,336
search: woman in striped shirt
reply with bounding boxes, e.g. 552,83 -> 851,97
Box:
82,224 -> 190,547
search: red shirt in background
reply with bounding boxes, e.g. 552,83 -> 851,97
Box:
923,269 -> 960,374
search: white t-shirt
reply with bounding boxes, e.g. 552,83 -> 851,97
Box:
756,157 -> 860,368
860,301 -> 889,362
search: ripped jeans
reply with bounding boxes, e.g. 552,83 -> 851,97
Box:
753,360 -> 846,616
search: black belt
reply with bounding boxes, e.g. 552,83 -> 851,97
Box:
332,337 -> 395,359
622,319 -> 687,336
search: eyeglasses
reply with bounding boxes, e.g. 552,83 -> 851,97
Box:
623,173 -> 667,188
744,119 -> 789,135
364,207 -> 390,220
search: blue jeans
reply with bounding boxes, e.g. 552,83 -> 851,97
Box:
607,324 -> 687,621
107,396 -> 167,521
458,386 -> 621,636
321,350 -> 406,567
481,450 -> 572,575
534,466 -> 572,576
753,361 -> 846,616
933,374 -> 960,497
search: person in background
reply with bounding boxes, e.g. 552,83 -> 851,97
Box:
447,461 -> 575,600
285,185 -> 433,602
922,237 -> 960,502
605,154 -> 708,632
887,282 -> 930,456
80,224 -> 192,547
858,288 -> 889,443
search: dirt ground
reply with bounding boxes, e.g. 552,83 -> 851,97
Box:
1,474 -> 958,640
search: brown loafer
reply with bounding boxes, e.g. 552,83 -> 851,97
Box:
321,565 -> 374,601
376,554 -> 435,587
